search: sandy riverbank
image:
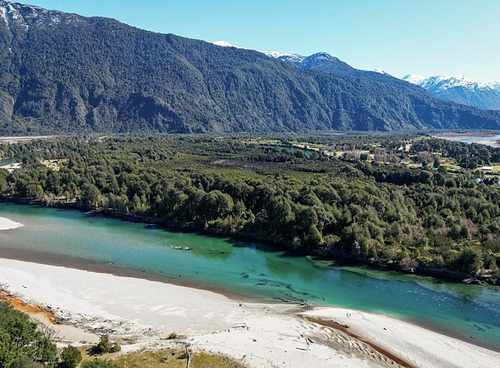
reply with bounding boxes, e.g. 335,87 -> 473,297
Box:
0,216 -> 23,230
476,139 -> 500,147
433,132 -> 500,147
433,132 -> 499,139
0,135 -> 54,143
0,258 -> 498,368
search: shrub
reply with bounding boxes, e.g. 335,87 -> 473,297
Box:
167,332 -> 178,340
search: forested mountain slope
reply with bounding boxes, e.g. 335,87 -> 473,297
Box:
1,1 -> 500,134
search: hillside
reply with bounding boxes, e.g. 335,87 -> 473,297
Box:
1,1 -> 500,134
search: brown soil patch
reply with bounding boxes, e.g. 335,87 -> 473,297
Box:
0,289 -> 58,324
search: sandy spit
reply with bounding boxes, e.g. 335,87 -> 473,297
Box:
0,258 -> 498,368
0,216 -> 23,230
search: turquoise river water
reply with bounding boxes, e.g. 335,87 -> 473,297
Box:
0,203 -> 499,352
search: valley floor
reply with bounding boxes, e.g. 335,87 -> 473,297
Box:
0,256 -> 498,368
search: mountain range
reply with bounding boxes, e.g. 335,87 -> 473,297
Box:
402,75 -> 500,111
1,0 -> 500,135
261,50 -> 426,93
260,48 -> 500,111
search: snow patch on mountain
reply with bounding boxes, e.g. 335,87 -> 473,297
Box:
6,2 -> 20,20
211,40 -> 249,50
261,50 -> 305,64
0,6 -> 7,25
402,74 -> 427,85
212,40 -> 234,47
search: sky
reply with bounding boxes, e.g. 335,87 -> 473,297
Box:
24,0 -> 500,83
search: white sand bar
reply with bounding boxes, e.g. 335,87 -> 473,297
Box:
0,216 -> 23,230
0,258 -> 498,368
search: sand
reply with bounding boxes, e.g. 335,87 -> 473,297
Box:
433,132 -> 498,139
433,132 -> 500,147
0,216 -> 23,230
0,258 -> 498,368
0,135 -> 54,143
477,139 -> 500,147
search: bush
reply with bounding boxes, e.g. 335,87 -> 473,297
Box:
167,332 -> 178,340
110,343 -> 121,353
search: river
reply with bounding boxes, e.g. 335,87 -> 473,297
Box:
0,203 -> 499,352
0,158 -> 17,166
450,134 -> 500,147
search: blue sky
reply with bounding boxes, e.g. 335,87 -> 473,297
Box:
26,0 -> 499,82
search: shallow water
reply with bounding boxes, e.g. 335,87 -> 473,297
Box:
451,134 -> 500,147
0,157 -> 17,166
0,203 -> 499,351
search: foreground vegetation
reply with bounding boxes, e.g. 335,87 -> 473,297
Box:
0,303 -> 57,367
0,300 -> 245,368
1,299 -> 246,368
1,133 -> 499,283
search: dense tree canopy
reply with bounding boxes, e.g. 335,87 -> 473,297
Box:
1,133 -> 499,283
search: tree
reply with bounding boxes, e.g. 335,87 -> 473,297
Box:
95,335 -> 112,354
455,248 -> 482,275
24,183 -> 44,199
81,183 -> 102,209
93,335 -> 120,355
305,224 -> 323,249
199,190 -> 234,220
59,345 -> 82,368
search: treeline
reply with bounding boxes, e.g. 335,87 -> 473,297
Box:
409,138 -> 500,169
1,134 -> 499,283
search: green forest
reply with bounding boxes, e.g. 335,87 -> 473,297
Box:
1,133 -> 499,284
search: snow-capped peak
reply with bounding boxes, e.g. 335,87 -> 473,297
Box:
403,74 -> 500,91
402,74 -> 500,110
261,50 -> 305,64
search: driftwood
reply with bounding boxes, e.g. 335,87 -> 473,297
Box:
185,344 -> 191,368
333,321 -> 350,328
